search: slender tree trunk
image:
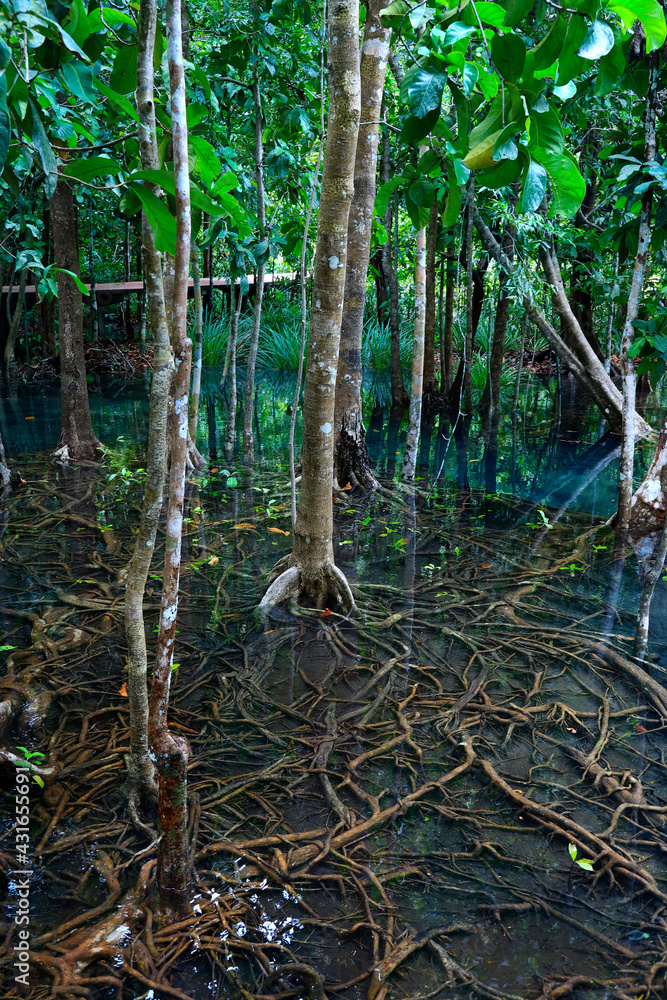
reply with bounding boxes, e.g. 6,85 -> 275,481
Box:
224,285 -> 242,462
605,252 -> 619,374
0,424 -> 11,486
633,519 -> 667,663
243,60 -> 266,469
422,201 -> 438,396
125,0 -> 175,803
442,250 -> 455,392
189,243 -> 203,444
617,50 -> 658,535
88,193 -> 99,341
630,415 -> 667,533
473,208 -> 652,439
261,0 -> 360,613
3,267 -> 28,379
402,222 -> 426,482
51,175 -> 101,462
480,219 -> 515,420
149,0 -> 192,923
463,181 -> 476,413
333,0 -> 390,492
382,129 -> 408,411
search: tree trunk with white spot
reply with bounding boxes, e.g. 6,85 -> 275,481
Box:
149,0 -> 192,923
261,0 -> 360,612
333,0 -> 390,493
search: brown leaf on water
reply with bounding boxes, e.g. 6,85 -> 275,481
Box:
232,523 -> 256,530
340,482 -> 352,490
119,682 -> 128,697
267,526 -> 290,536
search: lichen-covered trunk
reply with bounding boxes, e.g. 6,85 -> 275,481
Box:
422,201 -> 438,396
125,0 -> 176,801
631,415 -> 667,534
149,0 -> 192,923
261,0 -> 360,612
402,225 -> 426,482
51,176 -> 101,462
3,267 -> 28,379
618,49 -> 658,534
243,60 -> 266,469
333,0 -> 390,492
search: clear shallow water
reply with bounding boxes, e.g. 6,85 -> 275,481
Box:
0,375 -> 666,999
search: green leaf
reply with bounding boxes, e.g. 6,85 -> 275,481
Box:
92,78 -> 141,124
627,336 -> 647,358
491,33 -> 526,83
556,15 -> 587,86
131,184 -> 177,255
568,842 -> 577,861
408,178 -> 436,207
553,81 -> 577,100
109,44 -> 137,95
576,859 -> 594,871
60,60 -> 95,104
379,0 -> 410,29
190,135 -> 221,187
530,14 -> 567,71
29,100 -> 57,198
477,67 -> 499,100
401,66 -> 447,119
609,0 -> 667,52
595,33 -> 625,97
55,268 -> 89,295
493,122 -> 521,161
462,61 -> 479,97
473,2 -> 506,26
63,156 -> 122,182
0,37 -> 10,72
87,7 -> 136,32
533,147 -> 586,217
0,644 -> 15,651
503,0 -> 535,26
477,157 -> 522,189
530,106 -> 563,154
33,774 -> 45,788
401,108 -> 440,146
577,19 -> 614,59
442,165 -> 461,227
520,156 -> 547,213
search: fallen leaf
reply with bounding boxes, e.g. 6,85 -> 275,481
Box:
340,482 -> 352,490
207,555 -> 219,566
321,609 -> 331,616
169,722 -> 198,734
565,726 -> 577,733
211,468 -> 218,473
636,724 -> 647,733
25,416 -> 35,421
481,563 -> 491,568
232,523 -> 256,530
119,682 -> 128,697
267,526 -> 290,536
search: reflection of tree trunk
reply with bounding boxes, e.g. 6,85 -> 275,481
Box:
188,244 -> 203,445
207,396 -> 217,460
422,201 -> 438,396
0,422 -> 11,486
441,251 -> 455,392
261,0 -> 360,613
446,182 -> 484,413
402,222 -> 426,482
51,175 -> 101,462
334,0 -> 389,492
483,413 -> 499,494
224,286 -> 242,462
480,198 -> 516,421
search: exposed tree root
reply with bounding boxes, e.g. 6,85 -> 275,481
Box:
259,558 -> 355,614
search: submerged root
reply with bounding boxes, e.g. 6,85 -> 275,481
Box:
259,559 -> 355,615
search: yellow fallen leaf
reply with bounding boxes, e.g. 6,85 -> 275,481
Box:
267,526 -> 290,536
119,682 -> 128,697
232,523 -> 256,530
340,482 -> 352,490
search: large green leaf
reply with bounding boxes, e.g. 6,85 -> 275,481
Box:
189,136 -> 222,187
92,78 -> 140,124
556,15 -> 587,85
595,33 -> 625,97
401,108 -> 440,145
491,33 -> 526,83
503,0 -> 535,26
401,66 -> 447,119
493,122 -> 521,161
477,157 -> 523,189
533,147 -> 586,216
0,37 -> 10,72
471,2 -> 505,26
529,106 -> 563,154
577,19 -> 614,59
442,164 -> 462,227
609,0 -> 667,52
63,156 -> 122,182
131,184 -> 177,255
60,60 -> 95,104
109,44 -> 137,95
520,156 -> 548,213
530,14 -> 567,71
379,1 -> 410,29
0,75 -> 10,176
375,176 -> 403,217
29,100 -> 57,198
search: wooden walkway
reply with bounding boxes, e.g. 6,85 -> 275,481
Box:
1,272 -> 299,307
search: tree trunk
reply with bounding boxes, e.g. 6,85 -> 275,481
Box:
381,125 -> 408,411
422,201 -> 438,396
442,250 -> 455,392
480,219 -> 515,420
243,59 -> 266,469
3,266 -> 28,379
402,222 -> 426,482
333,0 -> 390,493
125,0 -> 175,804
224,285 -> 242,462
0,423 -> 11,486
445,190 -> 486,413
473,208 -> 652,439
630,415 -> 667,534
51,175 -> 101,462
260,0 -> 360,613
617,49 -> 658,535
188,243 -> 203,445
149,0 -> 192,923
